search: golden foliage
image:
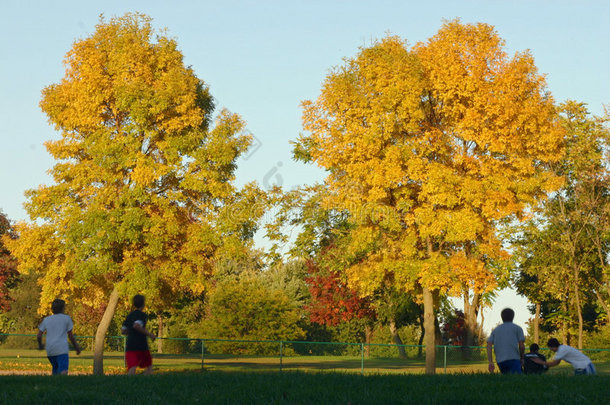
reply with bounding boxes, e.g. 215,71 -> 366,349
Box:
299,21 -> 565,300
7,14 -> 264,314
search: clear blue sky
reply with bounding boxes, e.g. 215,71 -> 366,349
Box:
1,1 -> 608,333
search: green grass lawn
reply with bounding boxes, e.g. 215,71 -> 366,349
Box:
1,348 -> 608,376
1,371 -> 608,404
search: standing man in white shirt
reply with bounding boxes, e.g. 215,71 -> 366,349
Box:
486,308 -> 525,374
532,338 -> 596,375
37,299 -> 81,375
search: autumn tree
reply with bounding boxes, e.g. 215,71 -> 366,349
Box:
295,21 -> 564,373
5,14 -> 264,374
513,102 -> 609,348
554,102 -> 610,335
441,310 -> 466,346
305,259 -> 374,327
0,272 -> 42,347
269,184 -> 426,357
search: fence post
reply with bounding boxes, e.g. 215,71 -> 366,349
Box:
279,341 -> 284,372
123,336 -> 126,353
361,343 -> 364,375
444,345 -> 447,374
201,339 -> 205,371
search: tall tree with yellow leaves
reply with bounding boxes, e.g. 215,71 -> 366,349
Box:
5,14 -> 265,374
296,21 -> 564,373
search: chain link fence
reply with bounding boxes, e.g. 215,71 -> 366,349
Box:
1,333 -> 608,375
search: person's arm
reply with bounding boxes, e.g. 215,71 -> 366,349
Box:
487,341 -> 494,373
519,340 -> 525,367
67,330 -> 81,355
540,354 -> 548,370
530,357 -> 560,367
37,330 -> 44,350
133,322 -> 156,341
121,316 -> 130,335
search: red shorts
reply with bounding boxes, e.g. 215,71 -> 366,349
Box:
125,350 -> 152,369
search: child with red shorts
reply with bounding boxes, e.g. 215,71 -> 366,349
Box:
121,294 -> 156,374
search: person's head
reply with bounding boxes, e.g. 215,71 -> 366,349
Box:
51,299 -> 65,314
132,294 -> 145,309
529,343 -> 540,353
547,338 -> 560,352
500,308 -> 515,323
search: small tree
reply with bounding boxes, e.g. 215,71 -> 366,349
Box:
0,211 -> 18,312
305,259 -> 375,327
0,272 -> 41,347
202,276 -> 304,354
441,310 -> 466,346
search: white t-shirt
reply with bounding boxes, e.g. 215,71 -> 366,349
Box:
487,322 -> 525,363
554,345 -> 592,369
39,313 -> 74,357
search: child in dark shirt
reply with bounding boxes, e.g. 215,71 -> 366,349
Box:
121,294 -> 156,375
523,343 -> 548,374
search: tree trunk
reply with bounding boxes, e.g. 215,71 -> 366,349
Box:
573,265 -> 584,349
156,314 -> 163,354
463,293 -> 470,345
462,290 -> 480,360
434,306 -> 443,346
364,324 -> 372,357
534,302 -> 541,344
93,286 -> 120,375
561,300 -> 568,345
423,287 -> 436,374
463,291 -> 480,355
592,234 -> 610,318
477,305 -> 485,341
389,320 -> 407,359
417,312 -> 425,358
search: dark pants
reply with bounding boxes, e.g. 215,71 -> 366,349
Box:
574,363 -> 596,375
498,359 -> 522,374
48,353 -> 69,375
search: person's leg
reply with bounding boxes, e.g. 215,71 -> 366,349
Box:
126,351 -> 152,375
141,350 -> 153,375
585,363 -> 596,375
507,359 -> 522,374
125,351 -> 139,375
56,354 -> 69,375
48,356 -> 59,375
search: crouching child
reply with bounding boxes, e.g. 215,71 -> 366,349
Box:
531,338 -> 596,375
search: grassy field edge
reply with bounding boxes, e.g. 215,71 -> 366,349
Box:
1,371 -> 609,404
